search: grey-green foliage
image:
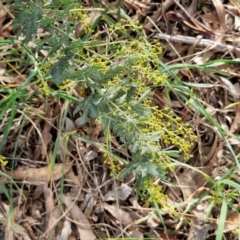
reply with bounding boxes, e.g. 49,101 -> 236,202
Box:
9,0 -> 196,193
13,5 -> 43,43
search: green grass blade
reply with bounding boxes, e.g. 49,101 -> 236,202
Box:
216,197 -> 228,240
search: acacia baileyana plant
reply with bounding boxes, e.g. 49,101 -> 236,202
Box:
10,0 -> 196,204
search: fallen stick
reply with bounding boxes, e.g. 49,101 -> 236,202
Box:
154,33 -> 240,53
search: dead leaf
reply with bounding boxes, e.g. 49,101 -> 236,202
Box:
200,13 -> 219,29
0,218 -> 31,240
43,185 -> 55,230
65,169 -> 82,187
104,183 -> 132,201
234,15 -> 240,30
21,222 -> 38,240
3,228 -> 13,240
68,235 -> 77,240
192,51 -> 214,64
219,76 -> 239,99
124,0 -> 150,16
64,117 -> 75,133
153,88 -> 169,109
129,197 -> 144,213
187,218 -> 215,240
32,185 -> 45,200
0,62 -> 6,76
62,195 -> 96,240
224,213 -> 240,232
212,0 -> 226,32
158,232 -> 179,240
230,105 -> 240,133
166,11 -> 213,38
227,137 -> 240,145
3,162 -> 72,184
129,230 -> 144,239
187,0 -> 197,16
57,220 -> 72,240
180,68 -> 192,79
84,150 -> 98,162
144,11 -> 161,33
0,10 -> 7,36
81,192 -> 96,216
91,124 -> 103,140
57,117 -> 76,161
74,116 -> 88,128
33,106 -> 54,160
192,202 -> 210,220
102,202 -> 132,226
147,213 -> 161,228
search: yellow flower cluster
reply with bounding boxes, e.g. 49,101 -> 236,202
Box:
38,61 -> 52,96
0,155 -> 8,166
59,79 -> 77,91
81,24 -> 196,165
38,80 -> 51,97
69,8 -> 94,35
142,178 -> 174,209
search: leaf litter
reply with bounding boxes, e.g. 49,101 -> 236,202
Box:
1,0 -> 240,239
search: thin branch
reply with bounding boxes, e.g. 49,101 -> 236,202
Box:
154,33 -> 240,53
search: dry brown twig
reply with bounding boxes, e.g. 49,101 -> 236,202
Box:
154,33 -> 240,53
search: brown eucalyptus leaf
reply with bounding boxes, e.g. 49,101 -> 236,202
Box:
84,150 -> 98,162
104,184 -> 132,201
68,235 -> 77,240
5,162 -> 72,184
91,124 -> 103,140
125,0 -> 150,11
21,222 -> 38,240
74,116 -> 89,127
57,118 -> 76,160
129,230 -> 144,239
227,137 -> 240,145
0,10 -> 7,36
224,213 -> 239,232
65,169 -> 82,187
64,117 -> 75,133
129,197 -> 144,213
62,195 -> 96,240
43,185 -> 56,232
0,62 -> 6,76
81,192 -> 96,216
234,15 -> 240,30
102,203 -> 132,226
187,218 -> 214,240
212,0 -> 226,32
230,105 -> 240,133
32,185 -> 44,199
143,10 -> 160,33
187,0 -> 197,16
4,228 -> 13,240
147,213 -> 161,228
192,51 -> 214,64
0,219 -> 31,240
219,76 -> 239,99
192,202 -> 210,220
57,220 -> 72,240
33,106 -> 54,160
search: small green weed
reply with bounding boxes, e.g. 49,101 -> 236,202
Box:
5,0 -> 198,206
